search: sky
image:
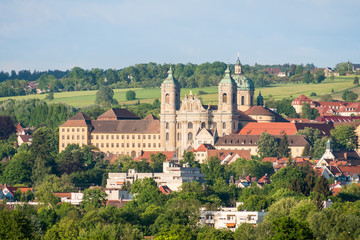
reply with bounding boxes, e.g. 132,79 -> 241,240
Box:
0,0 -> 359,72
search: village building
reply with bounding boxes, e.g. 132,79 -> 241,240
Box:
199,205 -> 266,231
106,161 -> 205,191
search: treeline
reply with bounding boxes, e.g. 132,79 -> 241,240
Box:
0,62 -> 297,98
2,154 -> 360,239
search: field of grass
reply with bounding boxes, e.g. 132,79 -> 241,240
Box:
0,75 -> 359,108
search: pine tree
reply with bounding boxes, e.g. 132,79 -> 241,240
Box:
278,133 -> 290,158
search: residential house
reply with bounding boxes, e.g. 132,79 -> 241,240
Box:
199,206 -> 266,231
106,161 -> 205,191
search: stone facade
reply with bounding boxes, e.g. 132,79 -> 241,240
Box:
161,59 -> 254,156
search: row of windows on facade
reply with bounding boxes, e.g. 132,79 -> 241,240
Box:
91,134 -> 160,140
61,142 -> 160,149
62,128 -> 85,132
166,122 -> 228,130
61,134 -> 160,141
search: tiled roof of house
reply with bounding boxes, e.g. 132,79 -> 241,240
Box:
143,114 -> 159,120
315,115 -> 360,123
216,134 -> 309,147
292,95 -> 313,104
159,185 -> 172,194
264,67 -> 281,75
338,166 -> 360,177
135,151 -> 175,162
91,119 -> 160,134
195,144 -> 216,152
53,192 -> 71,199
294,122 -> 334,136
60,112 -> 93,127
244,106 -> 288,122
239,122 -> 297,135
97,108 -> 140,120
207,149 -> 251,161
19,135 -> 32,143
258,174 -> 271,184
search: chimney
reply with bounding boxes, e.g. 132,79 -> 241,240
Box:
344,152 -> 348,160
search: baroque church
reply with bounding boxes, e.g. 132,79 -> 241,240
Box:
160,58 -> 256,155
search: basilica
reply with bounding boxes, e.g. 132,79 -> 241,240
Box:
59,58 -> 286,159
160,58 -> 256,155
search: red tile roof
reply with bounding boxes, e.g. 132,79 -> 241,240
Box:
207,149 -> 251,161
195,144 -> 215,152
135,151 -> 175,162
159,185 -> 172,194
258,174 -> 271,184
239,122 -> 298,135
53,192 -> 71,199
97,108 -> 140,120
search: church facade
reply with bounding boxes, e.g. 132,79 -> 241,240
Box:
160,58 -> 255,155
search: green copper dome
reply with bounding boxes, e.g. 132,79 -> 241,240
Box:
163,66 -> 178,84
233,74 -> 254,91
220,65 -> 236,84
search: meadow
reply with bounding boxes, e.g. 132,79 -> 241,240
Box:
0,75 -> 358,108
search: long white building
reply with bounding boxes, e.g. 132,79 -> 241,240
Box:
106,162 -> 205,191
199,206 -> 266,231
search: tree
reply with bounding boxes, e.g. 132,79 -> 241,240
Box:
30,127 -> 58,185
271,216 -> 314,240
301,103 -> 319,120
353,76 -> 359,85
81,188 -> 107,211
314,69 -> 326,83
257,132 -> 278,158
45,92 -> 54,101
302,70 -> 313,84
320,94 -> 333,102
1,151 -> 32,186
342,90 -> 358,101
125,90 -> 136,100
278,133 -> 290,158
296,127 -> 321,146
95,85 -> 117,107
313,175 -> 331,198
313,137 -> 329,158
330,124 -> 357,150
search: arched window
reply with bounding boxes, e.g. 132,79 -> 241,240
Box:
177,133 -> 181,140
188,122 -> 193,129
188,132 -> 193,141
166,133 -> 169,141
223,122 -> 226,129
165,93 -> 170,104
222,93 -> 227,103
241,96 -> 245,105
166,122 -> 169,129
201,122 -> 206,128
177,123 -> 180,129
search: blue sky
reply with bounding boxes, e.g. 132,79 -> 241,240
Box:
0,0 -> 359,72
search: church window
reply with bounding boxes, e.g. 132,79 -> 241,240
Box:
188,122 -> 193,129
166,133 -> 169,141
223,122 -> 226,129
165,93 -> 170,104
222,93 -> 227,103
177,133 -> 181,140
213,122 -> 217,129
201,122 -> 206,128
241,96 -> 245,105
166,122 -> 169,129
188,132 -> 193,141
177,123 -> 180,129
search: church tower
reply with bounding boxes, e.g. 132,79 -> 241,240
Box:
233,57 -> 255,112
215,65 -> 238,136
160,67 -> 180,151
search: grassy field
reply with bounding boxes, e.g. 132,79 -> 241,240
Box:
0,75 -> 359,107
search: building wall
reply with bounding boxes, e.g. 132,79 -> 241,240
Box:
59,127 -> 161,156
59,126 -> 90,152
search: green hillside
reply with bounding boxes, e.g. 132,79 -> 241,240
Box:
0,75 -> 358,107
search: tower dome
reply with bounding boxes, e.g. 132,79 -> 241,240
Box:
234,75 -> 254,91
